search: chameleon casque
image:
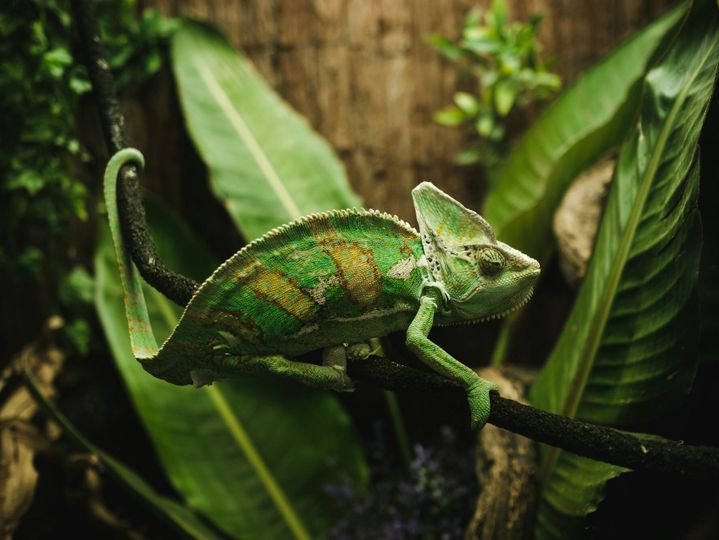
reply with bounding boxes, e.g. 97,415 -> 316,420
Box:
105,148 -> 540,428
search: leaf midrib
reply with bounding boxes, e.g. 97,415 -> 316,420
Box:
207,386 -> 312,540
189,46 -> 303,221
541,44 -> 713,481
150,288 -> 311,540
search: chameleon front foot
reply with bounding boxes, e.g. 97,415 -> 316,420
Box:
466,377 -> 499,430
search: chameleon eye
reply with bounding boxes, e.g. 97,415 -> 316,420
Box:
478,248 -> 504,276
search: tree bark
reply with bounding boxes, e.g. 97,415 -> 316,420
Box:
140,0 -> 675,222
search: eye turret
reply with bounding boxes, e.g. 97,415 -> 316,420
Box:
478,248 -> 504,276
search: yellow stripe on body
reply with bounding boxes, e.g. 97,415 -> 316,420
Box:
311,230 -> 382,306
237,263 -> 317,322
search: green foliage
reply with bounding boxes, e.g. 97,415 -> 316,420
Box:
171,20 -> 361,241
57,265 -> 95,355
99,1 -> 179,87
0,0 -> 174,285
24,373 -> 225,540
428,0 -> 561,167
530,1 -> 717,535
482,5 -> 684,368
95,201 -> 367,539
482,5 -> 684,263
1,0 -> 88,282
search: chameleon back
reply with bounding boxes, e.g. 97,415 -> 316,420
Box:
149,209 -> 425,384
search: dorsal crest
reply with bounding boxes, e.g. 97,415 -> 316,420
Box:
411,182 -> 495,249
412,182 -> 497,279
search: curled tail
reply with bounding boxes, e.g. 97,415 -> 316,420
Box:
103,148 -> 159,360
104,149 -> 362,394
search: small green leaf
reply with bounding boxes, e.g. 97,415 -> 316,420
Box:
462,36 -> 500,55
434,105 -> 467,126
499,52 -> 521,75
59,265 -> 95,307
455,146 -> 482,165
464,7 -> 483,28
489,123 -> 505,141
426,35 -> 464,61
534,71 -> 562,90
43,47 -> 73,78
490,0 -> 508,29
476,114 -> 494,136
7,170 -> 46,194
63,318 -> 91,355
454,92 -> 480,115
69,75 -> 92,95
480,70 -> 499,88
494,78 -> 518,115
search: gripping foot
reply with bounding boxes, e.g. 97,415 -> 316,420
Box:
466,377 -> 499,430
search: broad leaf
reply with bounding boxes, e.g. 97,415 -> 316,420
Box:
171,20 -> 361,241
531,2 -> 718,537
23,374 -> 223,540
483,5 -> 685,263
95,201 -> 368,539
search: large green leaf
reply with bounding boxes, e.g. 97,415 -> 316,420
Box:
482,5 -> 685,262
171,20 -> 361,241
95,201 -> 367,539
530,2 -> 718,537
23,373 -> 223,540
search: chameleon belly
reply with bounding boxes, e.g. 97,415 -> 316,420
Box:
151,209 -> 425,383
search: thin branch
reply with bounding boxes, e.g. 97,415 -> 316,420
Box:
349,357 -> 719,480
72,0 -> 197,306
72,0 -> 719,481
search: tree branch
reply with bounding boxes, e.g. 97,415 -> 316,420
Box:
72,0 -> 197,306
349,357 -> 719,480
73,0 -> 719,481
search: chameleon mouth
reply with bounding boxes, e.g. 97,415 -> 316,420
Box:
479,286 -> 535,322
437,286 -> 535,327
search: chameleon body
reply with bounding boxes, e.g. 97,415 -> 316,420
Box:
104,148 -> 540,428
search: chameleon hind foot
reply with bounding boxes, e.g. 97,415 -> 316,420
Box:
273,357 -> 354,393
322,342 -> 373,368
321,346 -> 356,392
466,377 -> 498,430
346,342 -> 373,361
219,355 -> 354,393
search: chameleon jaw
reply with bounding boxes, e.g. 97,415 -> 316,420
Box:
480,286 -> 535,321
436,286 -> 536,327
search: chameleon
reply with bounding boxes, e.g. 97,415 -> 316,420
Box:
104,148 -> 540,429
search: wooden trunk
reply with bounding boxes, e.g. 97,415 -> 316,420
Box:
137,0 -> 675,227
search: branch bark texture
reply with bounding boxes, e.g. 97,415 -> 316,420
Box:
72,0 -> 198,306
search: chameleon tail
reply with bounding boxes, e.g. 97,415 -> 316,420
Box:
103,148 -> 159,361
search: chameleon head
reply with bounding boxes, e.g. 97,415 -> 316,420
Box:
412,182 -> 540,322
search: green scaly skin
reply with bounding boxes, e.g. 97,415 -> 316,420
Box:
104,148 -> 540,429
